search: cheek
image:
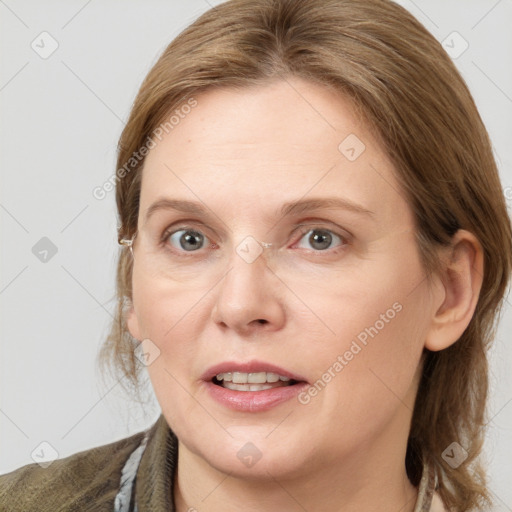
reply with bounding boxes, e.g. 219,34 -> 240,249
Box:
130,267 -> 217,392
295,240 -> 429,421
296,237 -> 426,350
133,281 -> 206,428
131,263 -> 211,342
289,305 -> 426,464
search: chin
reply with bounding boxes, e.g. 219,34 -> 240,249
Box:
211,450 -> 307,481
183,430 -> 312,480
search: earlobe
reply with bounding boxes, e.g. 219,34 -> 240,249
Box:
424,230 -> 484,352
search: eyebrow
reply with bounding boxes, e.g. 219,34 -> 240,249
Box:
143,197 -> 374,225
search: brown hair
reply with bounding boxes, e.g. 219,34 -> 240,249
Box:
98,0 -> 512,509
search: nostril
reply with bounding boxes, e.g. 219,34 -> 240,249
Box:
257,319 -> 267,324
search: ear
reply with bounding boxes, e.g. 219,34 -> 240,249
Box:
125,300 -> 142,341
424,229 -> 484,352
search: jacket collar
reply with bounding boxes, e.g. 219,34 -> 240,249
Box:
135,414 -> 178,512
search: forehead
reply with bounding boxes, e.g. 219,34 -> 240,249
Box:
139,78 -> 413,228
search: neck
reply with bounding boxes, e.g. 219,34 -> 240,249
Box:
173,412 -> 419,512
174,459 -> 418,512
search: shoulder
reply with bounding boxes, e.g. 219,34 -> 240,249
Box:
0,428 -> 147,512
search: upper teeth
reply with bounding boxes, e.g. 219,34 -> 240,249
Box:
216,372 -> 291,384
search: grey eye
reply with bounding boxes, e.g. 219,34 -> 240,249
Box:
169,229 -> 208,251
296,229 -> 342,251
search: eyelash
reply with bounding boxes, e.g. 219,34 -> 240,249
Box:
159,223 -> 350,258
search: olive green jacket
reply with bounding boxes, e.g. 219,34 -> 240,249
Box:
0,415 -> 175,511
0,414 -> 445,511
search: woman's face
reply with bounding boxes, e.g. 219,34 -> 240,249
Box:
127,78 -> 439,480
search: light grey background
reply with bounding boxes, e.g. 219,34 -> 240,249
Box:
1,0 -> 511,508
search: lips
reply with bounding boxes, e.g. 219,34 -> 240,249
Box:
201,360 -> 309,412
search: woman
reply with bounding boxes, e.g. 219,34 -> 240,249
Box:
1,0 -> 510,510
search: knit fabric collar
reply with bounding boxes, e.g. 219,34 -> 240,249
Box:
114,414 -> 437,512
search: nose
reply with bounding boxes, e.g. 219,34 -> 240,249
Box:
211,247 -> 286,336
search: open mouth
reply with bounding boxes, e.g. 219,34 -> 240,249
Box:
212,371 -> 299,392
204,364 -> 309,411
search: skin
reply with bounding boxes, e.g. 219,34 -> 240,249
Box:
126,77 -> 483,512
